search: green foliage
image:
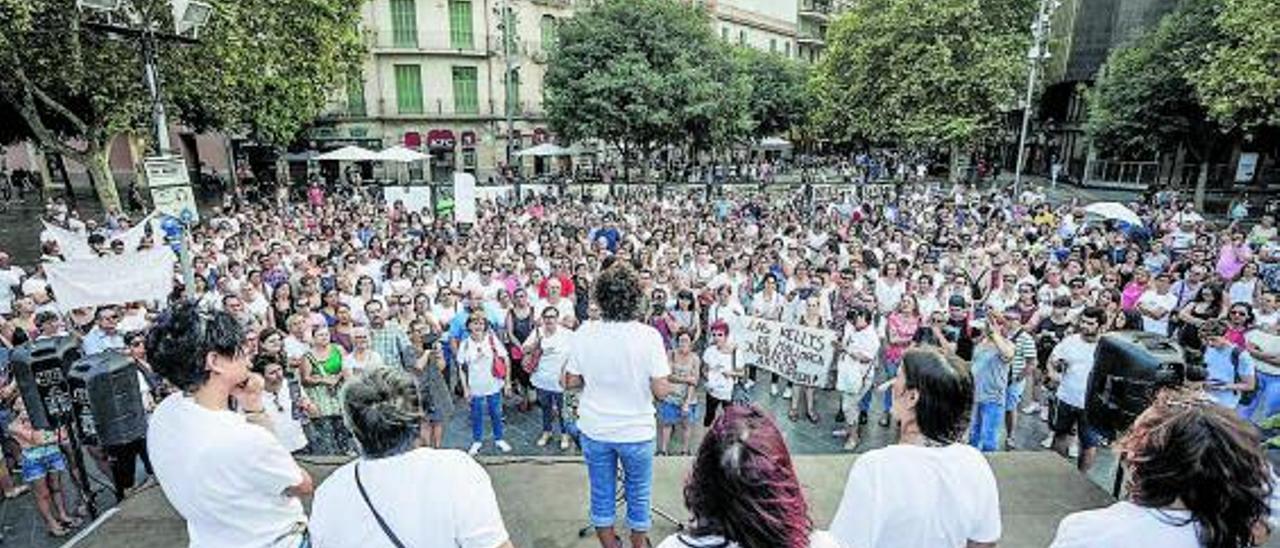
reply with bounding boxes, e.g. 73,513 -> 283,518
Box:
544,0 -> 722,155
1086,0 -> 1224,158
734,46 -> 812,140
813,0 -> 1034,146
1191,0 -> 1280,129
166,0 -> 366,144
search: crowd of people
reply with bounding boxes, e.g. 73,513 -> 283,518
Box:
2,175 -> 1280,546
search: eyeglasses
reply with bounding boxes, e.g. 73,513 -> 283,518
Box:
1230,311 -> 1247,317
542,316 -> 558,322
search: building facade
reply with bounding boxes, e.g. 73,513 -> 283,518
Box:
309,0 -> 574,183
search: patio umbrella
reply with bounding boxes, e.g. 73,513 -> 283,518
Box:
1084,202 -> 1143,226
378,145 -> 430,163
514,143 -> 570,157
315,145 -> 380,162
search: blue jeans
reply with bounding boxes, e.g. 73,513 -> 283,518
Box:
469,393 -> 505,443
580,434 -> 655,532
1239,372 -> 1280,424
860,360 -> 898,413
537,389 -> 564,435
969,401 -> 1004,452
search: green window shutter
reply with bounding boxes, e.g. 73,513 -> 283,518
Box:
452,66 -> 478,114
449,0 -> 474,49
390,0 -> 417,48
395,64 -> 423,114
347,74 -> 366,116
540,15 -> 556,50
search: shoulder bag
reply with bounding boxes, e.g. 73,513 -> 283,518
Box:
355,463 -> 406,548
489,334 -> 509,379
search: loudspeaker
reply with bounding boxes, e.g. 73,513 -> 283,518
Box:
9,336 -> 83,430
67,352 -> 148,447
1085,331 -> 1186,441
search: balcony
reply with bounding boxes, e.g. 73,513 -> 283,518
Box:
799,0 -> 833,21
368,29 -> 494,58
796,29 -> 826,47
374,99 -> 546,122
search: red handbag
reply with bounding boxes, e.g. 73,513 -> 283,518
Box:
488,336 -> 508,379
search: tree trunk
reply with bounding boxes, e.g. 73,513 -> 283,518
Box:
129,133 -> 150,190
86,147 -> 122,212
1193,160 -> 1208,211
24,141 -> 55,197
949,143 -> 964,184
1171,144 -> 1186,187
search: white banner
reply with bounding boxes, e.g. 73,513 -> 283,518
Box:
454,172 -> 477,224
45,246 -> 176,312
41,213 -> 161,259
383,186 -> 433,213
737,316 -> 838,388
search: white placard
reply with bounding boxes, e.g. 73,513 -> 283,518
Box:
1237,152 -> 1260,183
454,172 -> 477,224
736,316 -> 838,388
383,186 -> 432,213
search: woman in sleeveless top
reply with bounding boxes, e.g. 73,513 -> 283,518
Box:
506,289 -> 537,412
299,324 -> 355,455
659,329 -> 703,456
789,299 -> 828,424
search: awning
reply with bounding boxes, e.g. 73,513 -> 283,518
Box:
515,143 -> 572,157
378,145 -> 430,163
315,145 -> 381,162
427,129 -> 456,150
755,137 -> 793,151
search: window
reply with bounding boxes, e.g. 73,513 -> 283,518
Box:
452,66 -> 478,114
505,69 -> 520,115
347,74 -> 366,116
721,27 -> 729,41
390,0 -> 417,48
540,15 -> 557,50
770,38 -> 777,53
394,64 -> 423,114
785,41 -> 791,57
738,30 -> 746,45
449,0 -> 473,49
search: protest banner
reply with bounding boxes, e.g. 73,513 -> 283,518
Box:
45,246 -> 176,312
736,316 -> 838,388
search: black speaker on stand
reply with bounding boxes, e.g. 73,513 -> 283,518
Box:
1084,331 -> 1186,497
9,336 -> 100,517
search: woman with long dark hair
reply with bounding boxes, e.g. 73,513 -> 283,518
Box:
829,348 -> 1001,548
1051,389 -> 1275,548
656,404 -> 838,548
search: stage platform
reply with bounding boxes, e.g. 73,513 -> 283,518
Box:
68,452 -> 1114,548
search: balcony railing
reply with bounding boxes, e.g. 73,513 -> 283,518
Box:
373,98 -> 546,120
799,0 -> 833,20
368,29 -> 495,55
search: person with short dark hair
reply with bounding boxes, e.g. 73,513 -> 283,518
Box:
829,348 -> 1001,548
145,301 -> 313,547
309,368 -> 512,548
566,263 -> 674,548
1048,306 -> 1106,472
656,405 -> 839,548
1051,389 -> 1275,548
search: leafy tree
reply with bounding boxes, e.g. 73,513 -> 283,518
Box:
1190,0 -> 1280,129
813,0 -> 1034,153
544,0 -> 725,181
1086,0 -> 1226,207
734,46 -> 811,141
0,0 -> 364,210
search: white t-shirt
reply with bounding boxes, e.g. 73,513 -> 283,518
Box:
263,385 -> 309,453
1248,329 -> 1280,376
1050,501 -> 1198,548
1137,290 -> 1178,336
310,448 -> 509,548
656,530 -> 840,548
837,324 -> 880,395
459,334 -> 508,397
1050,335 -> 1099,409
566,321 -> 671,443
829,444 -> 1001,548
530,329 -> 572,393
147,394 -> 306,548
0,266 -> 22,315
702,345 -> 737,401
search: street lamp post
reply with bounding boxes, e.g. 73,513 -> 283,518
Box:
1012,0 -> 1061,199
500,0 -> 519,200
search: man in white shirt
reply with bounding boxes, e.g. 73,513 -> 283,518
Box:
81,306 -> 126,356
1135,272 -> 1178,336
146,302 -> 313,548
1047,307 -> 1105,472
0,251 -> 22,316
565,263 -> 673,548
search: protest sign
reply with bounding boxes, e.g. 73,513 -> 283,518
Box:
45,246 -> 176,311
736,316 -> 838,388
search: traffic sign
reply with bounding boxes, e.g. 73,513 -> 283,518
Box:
145,155 -> 199,223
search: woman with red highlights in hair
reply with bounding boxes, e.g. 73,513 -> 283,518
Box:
656,404 -> 839,548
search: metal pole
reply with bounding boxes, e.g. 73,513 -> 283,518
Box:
1013,0 -> 1054,199
142,30 -> 171,155
502,0 -> 518,200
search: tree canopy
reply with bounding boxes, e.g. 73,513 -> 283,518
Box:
813,0 -> 1035,146
1191,0 -> 1280,129
0,0 -> 364,209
